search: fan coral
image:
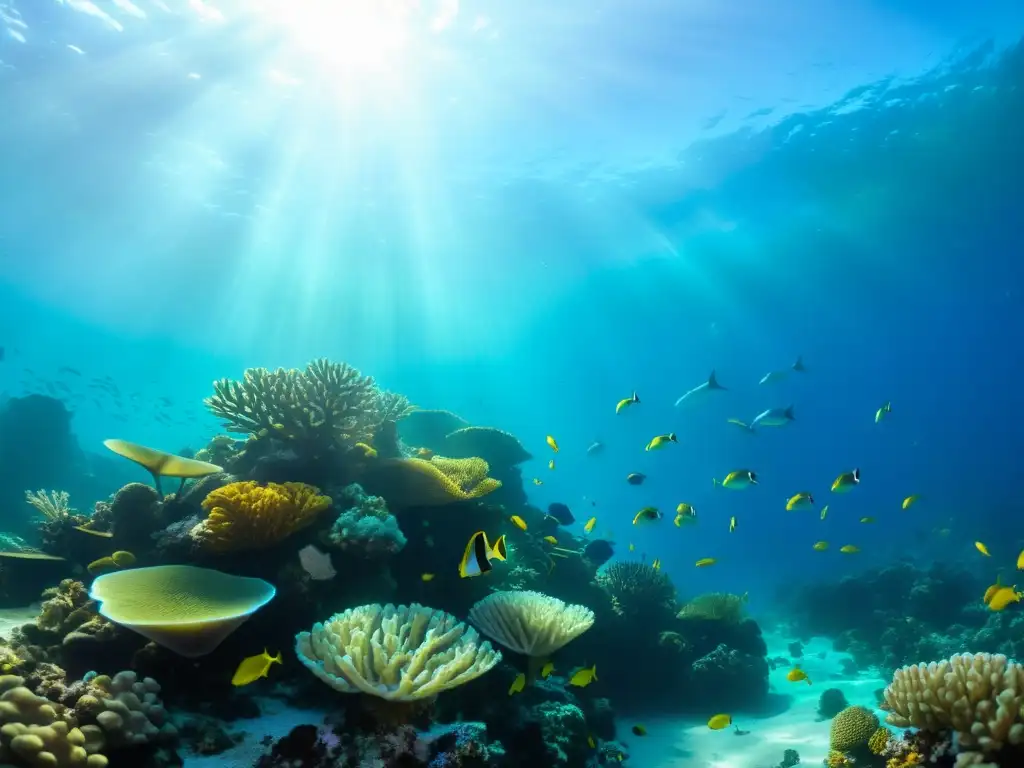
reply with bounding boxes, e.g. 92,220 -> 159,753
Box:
328,484 -> 406,557
597,561 -> 677,620
830,706 -> 880,753
360,456 -> 501,508
677,592 -> 747,624
204,359 -> 411,449
191,481 -> 331,552
468,590 -> 595,657
441,427 -> 532,467
295,603 -> 500,701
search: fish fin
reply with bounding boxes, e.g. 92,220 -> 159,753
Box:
491,535 -> 508,561
784,405 -> 795,420
712,478 -> 719,486
707,369 -> 725,389
592,665 -> 598,680
852,468 -> 861,482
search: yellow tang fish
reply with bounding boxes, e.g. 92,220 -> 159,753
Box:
813,541 -> 829,551
983,581 -> 1001,604
645,433 -> 678,452
988,586 -> 1023,612
548,459 -> 555,470
786,492 -> 814,511
831,469 -> 861,493
875,401 -> 892,423
820,505 -> 829,521
714,470 -> 757,490
533,478 -> 543,486
584,517 -> 597,534
544,536 -> 558,545
508,672 -> 526,696
231,649 -> 282,687
707,714 -> 732,730
541,661 -> 555,678
458,531 -> 507,578
976,541 -> 991,557
902,494 -> 920,510
509,515 -> 527,531
695,557 -> 716,567
860,517 -> 875,524
729,516 -> 736,533
1018,550 -> 1024,570
568,664 -> 597,687
839,545 -> 859,554
546,435 -> 559,452
632,507 -> 662,525
786,668 -> 811,685
421,573 -> 435,582
616,391 -> 640,414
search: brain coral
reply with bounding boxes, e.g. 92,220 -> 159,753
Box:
191,481 -> 331,552
829,705 -> 880,753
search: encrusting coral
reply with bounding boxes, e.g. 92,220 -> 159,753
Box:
360,456 -> 501,508
468,590 -> 595,658
191,480 -> 331,553
295,603 -> 501,701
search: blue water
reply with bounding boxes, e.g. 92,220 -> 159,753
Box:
2,0 -> 1023,602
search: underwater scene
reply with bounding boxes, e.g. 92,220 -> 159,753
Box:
2,1 -> 1024,767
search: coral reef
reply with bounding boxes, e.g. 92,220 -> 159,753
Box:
327,483 -> 406,557
597,561 -> 677,623
360,456 -> 501,508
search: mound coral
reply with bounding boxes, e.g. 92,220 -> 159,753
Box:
468,590 -> 595,658
81,671 -> 176,747
441,427 -> 532,468
677,592 -> 747,624
191,481 -> 331,553
830,705 -> 880,753
204,359 -> 411,449
360,456 -> 501,508
89,565 -> 276,658
295,603 -> 500,701
328,484 -> 406,557
597,561 -> 677,620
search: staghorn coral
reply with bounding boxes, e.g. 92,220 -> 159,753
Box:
295,603 -> 501,701
830,705 -> 880,753
597,561 -> 677,621
360,456 -> 501,508
468,590 -> 594,658
191,481 -> 331,552
677,592 -> 747,624
327,483 -> 406,557
204,359 -> 411,450
441,426 -> 532,468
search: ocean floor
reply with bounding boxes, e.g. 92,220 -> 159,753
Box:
0,604 -> 39,638
618,632 -> 887,767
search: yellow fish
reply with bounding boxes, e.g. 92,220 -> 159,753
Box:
631,725 -> 647,737
988,586 -> 1022,612
786,667 -> 811,685
676,502 -> 696,520
458,531 -> 507,578
695,557 -> 716,567
820,505 -> 829,521
533,478 -> 543,486
421,573 -> 435,582
785,492 -> 814,511
231,649 -> 282,687
616,391 -> 640,414
707,714 -> 732,730
548,459 -> 555,470
354,442 -> 378,459
976,541 -> 991,557
902,494 -> 920,510
587,735 -> 596,749
714,470 -> 757,490
1018,550 -> 1024,570
839,545 -> 859,554
568,664 -> 597,687
632,507 -> 662,525
831,469 -> 861,493
584,517 -> 597,534
860,517 -> 875,524
508,672 -> 526,695
541,661 -> 554,678
813,541 -> 829,551
544,536 -> 558,545
645,433 -> 678,451
729,516 -> 736,533
652,559 -> 661,571
546,435 -> 559,452
983,580 -> 1002,604
510,515 -> 527,531
875,401 -> 892,423
629,543 -> 635,552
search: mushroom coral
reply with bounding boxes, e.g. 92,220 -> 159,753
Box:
190,481 -> 331,553
360,456 -> 501,508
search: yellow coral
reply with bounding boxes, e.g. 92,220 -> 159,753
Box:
830,705 -> 880,753
361,457 -> 501,508
868,727 -> 892,755
191,481 -> 331,552
887,752 -> 923,768
826,751 -> 852,768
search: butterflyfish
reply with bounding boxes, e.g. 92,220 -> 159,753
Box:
626,473 -> 646,485
632,507 -> 662,526
631,725 -> 647,736
676,503 -> 696,518
820,505 -> 829,521
813,541 -> 829,551
785,492 -> 814,511
546,435 -> 559,452
231,649 -> 282,687
695,557 -> 716,567
543,536 -> 558,545
839,545 -> 859,554
645,433 -> 677,451
729,516 -> 736,533
510,515 -> 527,531
786,668 -> 811,684
707,714 -> 732,730
902,495 -> 920,510
987,586 -> 1022,612
548,459 -> 555,470
652,559 -> 661,571
875,402 -> 892,423
616,392 -> 640,414
508,673 -> 526,696
715,470 -> 757,490
568,664 -> 597,687
584,517 -> 597,534
751,405 -> 795,428
541,661 -> 554,678
831,468 -> 860,493
458,531 -> 507,578
976,541 -> 991,557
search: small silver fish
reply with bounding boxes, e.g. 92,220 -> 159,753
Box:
298,544 -> 336,581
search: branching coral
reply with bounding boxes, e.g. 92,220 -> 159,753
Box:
597,561 -> 677,621
360,456 -> 501,508
25,490 -> 72,522
677,592 -> 747,624
191,481 -> 331,553
328,484 -> 406,557
204,359 -> 411,450
295,603 -> 501,701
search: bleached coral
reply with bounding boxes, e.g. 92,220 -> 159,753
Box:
468,591 -> 594,657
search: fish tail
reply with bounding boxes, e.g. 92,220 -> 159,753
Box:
591,665 -> 598,680
785,404 -> 795,420
708,369 -> 725,389
712,478 -> 720,486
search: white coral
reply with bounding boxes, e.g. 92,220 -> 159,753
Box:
468,590 -> 595,657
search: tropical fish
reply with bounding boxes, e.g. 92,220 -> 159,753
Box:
902,495 -> 920,510
976,541 -> 991,557
820,505 -> 829,521
786,668 -> 811,685
785,492 -> 814,511
695,557 -> 717,567
831,469 -> 860,493
751,405 -> 795,428
629,543 -> 635,551
860,517 -> 875,524
674,503 -> 697,527
541,661 -> 554,678
568,665 -> 597,687
813,541 -> 829,551
726,418 -> 756,434
729,516 -> 736,533
543,536 -> 558,545
509,515 -> 527,531
548,459 -> 555,470
875,402 -> 892,423
587,735 -> 596,749
458,531 -> 507,578
1018,550 -> 1024,570
586,441 -> 605,456
616,392 -> 640,414
626,473 -> 646,485
415,447 -> 434,459
839,545 -> 859,554
421,573 -> 435,582
645,433 -> 677,451
987,587 -> 1022,612
298,544 -> 336,581
231,649 -> 282,687
651,558 -> 661,571
508,673 -> 526,696
631,725 -> 647,736
714,470 -> 757,490
632,507 -> 662,526
983,580 -> 1002,604
675,370 -> 727,407
584,517 -> 597,534
532,478 -> 543,486
547,503 -> 575,525
546,435 -> 559,452
583,539 -> 615,566
707,714 -> 732,730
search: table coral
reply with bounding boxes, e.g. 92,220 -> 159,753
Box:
191,480 -> 331,553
